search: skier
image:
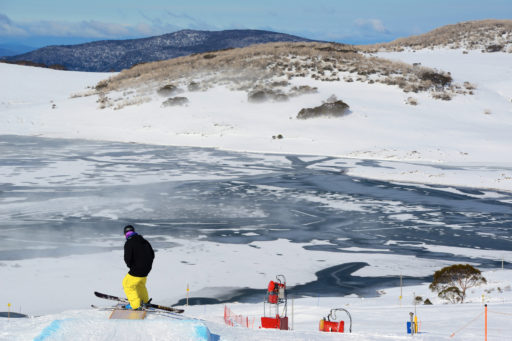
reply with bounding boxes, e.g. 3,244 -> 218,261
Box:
122,225 -> 154,310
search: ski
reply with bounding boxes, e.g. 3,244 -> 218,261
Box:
91,304 -> 184,319
94,291 -> 184,314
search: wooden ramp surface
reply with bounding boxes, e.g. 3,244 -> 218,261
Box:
109,309 -> 147,320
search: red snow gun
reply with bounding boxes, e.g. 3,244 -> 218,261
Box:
261,275 -> 288,330
266,278 -> 285,304
319,308 -> 352,333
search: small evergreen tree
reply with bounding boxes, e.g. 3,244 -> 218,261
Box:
429,264 -> 486,303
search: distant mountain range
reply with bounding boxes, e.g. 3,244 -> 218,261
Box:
2,29 -> 314,72
0,43 -> 36,57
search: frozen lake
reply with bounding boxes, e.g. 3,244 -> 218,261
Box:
1,135 -> 511,304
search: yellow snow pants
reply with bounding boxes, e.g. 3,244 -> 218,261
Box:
122,273 -> 149,310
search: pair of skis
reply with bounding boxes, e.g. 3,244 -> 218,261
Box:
93,291 -> 184,314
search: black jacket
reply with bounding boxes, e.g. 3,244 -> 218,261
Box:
124,234 -> 154,277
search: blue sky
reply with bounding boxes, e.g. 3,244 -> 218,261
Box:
1,0 -> 511,48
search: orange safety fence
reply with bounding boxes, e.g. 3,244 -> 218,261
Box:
488,309 -> 512,316
449,311 -> 483,338
224,305 -> 256,328
450,304 -> 512,339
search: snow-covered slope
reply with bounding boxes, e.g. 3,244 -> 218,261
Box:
360,19 -> 512,52
1,47 -> 511,191
1,269 -> 511,340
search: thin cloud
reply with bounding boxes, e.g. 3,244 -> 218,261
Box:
165,11 -> 198,22
163,10 -> 215,30
0,13 -> 177,39
0,13 -> 28,36
354,18 -> 389,33
26,20 -> 133,38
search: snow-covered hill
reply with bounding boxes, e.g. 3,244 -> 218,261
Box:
361,19 -> 512,52
1,46 -> 511,191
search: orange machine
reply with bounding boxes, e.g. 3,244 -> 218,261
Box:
319,308 -> 352,333
261,275 -> 288,330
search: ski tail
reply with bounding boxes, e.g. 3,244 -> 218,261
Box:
94,291 -> 128,303
147,303 -> 184,314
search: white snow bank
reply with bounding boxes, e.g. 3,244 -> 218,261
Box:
13,314 -> 212,341
0,63 -> 110,108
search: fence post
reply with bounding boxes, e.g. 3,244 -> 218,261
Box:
291,297 -> 294,331
186,283 -> 189,306
485,304 -> 487,341
400,274 -> 403,306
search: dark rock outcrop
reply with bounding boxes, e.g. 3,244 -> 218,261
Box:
297,100 -> 350,119
162,96 -> 189,107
